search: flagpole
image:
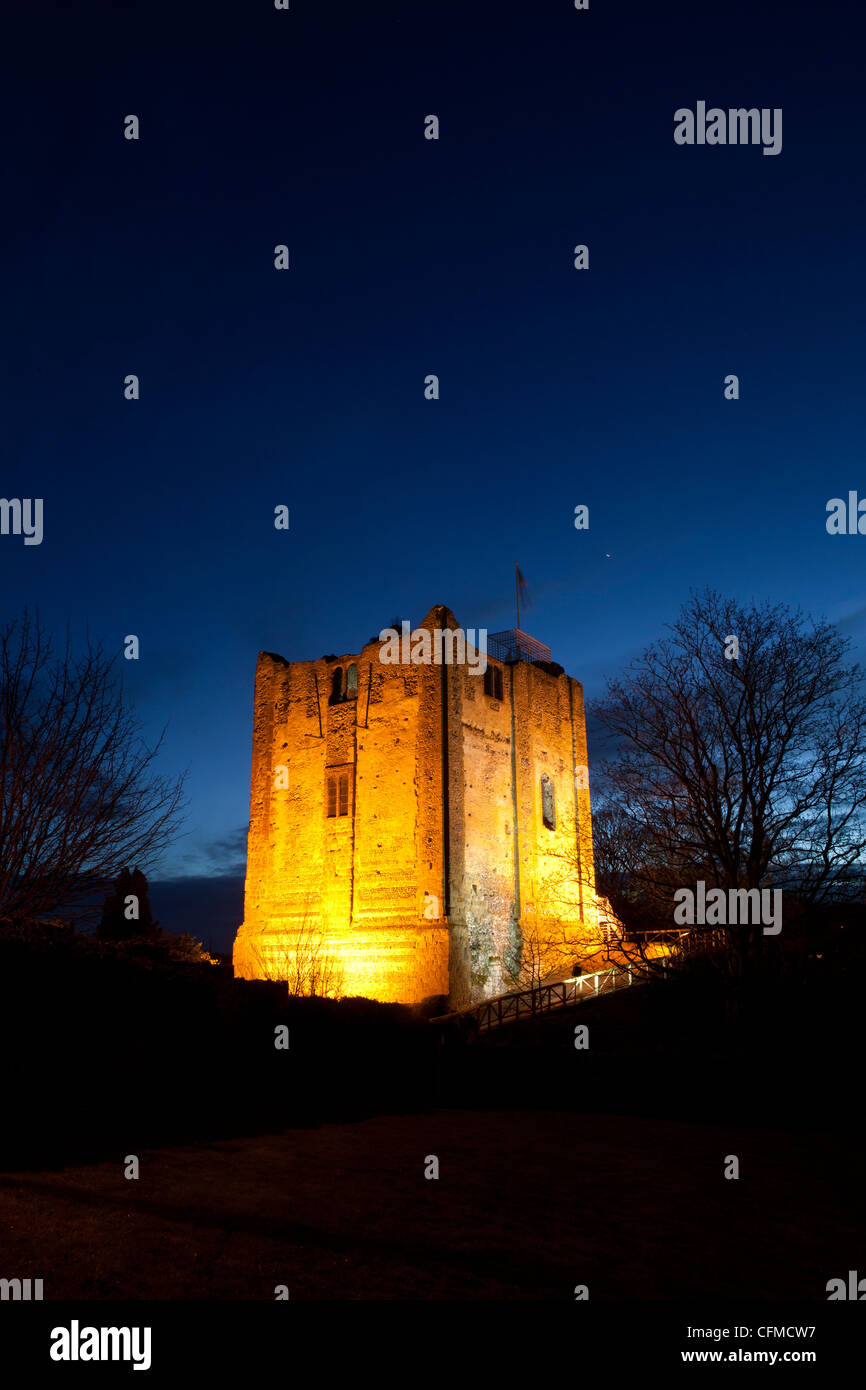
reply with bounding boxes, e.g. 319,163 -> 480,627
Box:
515,562 -> 520,632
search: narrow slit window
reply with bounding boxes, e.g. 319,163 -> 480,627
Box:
541,773 -> 556,830
484,664 -> 503,701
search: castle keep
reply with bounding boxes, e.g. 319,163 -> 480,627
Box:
233,605 -> 602,1007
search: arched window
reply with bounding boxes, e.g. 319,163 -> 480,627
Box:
329,666 -> 344,704
346,663 -> 358,699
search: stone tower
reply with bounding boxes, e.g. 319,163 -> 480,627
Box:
233,605 -> 602,1007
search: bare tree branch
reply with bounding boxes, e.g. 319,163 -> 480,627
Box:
247,899 -> 345,998
0,610 -> 187,923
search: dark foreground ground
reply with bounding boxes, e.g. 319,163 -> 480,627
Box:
0,1108 -> 857,1300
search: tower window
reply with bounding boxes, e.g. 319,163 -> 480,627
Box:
328,663 -> 358,703
483,664 -> 503,701
326,769 -> 352,817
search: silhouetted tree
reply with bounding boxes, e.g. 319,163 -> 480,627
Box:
593,590 -> 866,988
98,866 -> 160,941
0,610 -> 186,924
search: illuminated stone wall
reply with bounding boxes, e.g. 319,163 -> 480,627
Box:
448,655 -> 599,1004
233,605 -> 603,1006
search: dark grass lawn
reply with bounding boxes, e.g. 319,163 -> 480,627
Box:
0,1110 -> 857,1300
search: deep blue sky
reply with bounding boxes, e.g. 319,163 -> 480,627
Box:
3,0 -> 864,947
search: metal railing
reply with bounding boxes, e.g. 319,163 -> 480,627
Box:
431,965 -> 638,1033
430,929 -> 729,1035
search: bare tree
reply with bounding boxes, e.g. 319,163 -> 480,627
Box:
591,802 -> 695,981
502,908 -> 569,998
590,804 -> 659,934
248,909 -> 345,998
0,611 -> 186,924
592,590 -> 866,983
502,853 -> 606,1004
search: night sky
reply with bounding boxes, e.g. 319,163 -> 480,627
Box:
3,0 -> 864,949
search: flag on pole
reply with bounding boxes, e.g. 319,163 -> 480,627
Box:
515,564 -> 531,630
